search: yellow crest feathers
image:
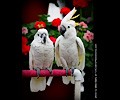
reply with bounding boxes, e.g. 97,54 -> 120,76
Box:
75,22 -> 80,26
71,14 -> 80,20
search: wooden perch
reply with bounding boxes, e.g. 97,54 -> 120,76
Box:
22,69 -> 72,78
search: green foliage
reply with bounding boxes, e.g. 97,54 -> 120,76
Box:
38,14 -> 50,23
49,30 -> 60,37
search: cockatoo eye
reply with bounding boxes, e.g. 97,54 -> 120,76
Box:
40,33 -> 46,38
68,26 -> 70,28
37,34 -> 39,36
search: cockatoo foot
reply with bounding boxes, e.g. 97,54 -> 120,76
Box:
34,67 -> 40,78
71,67 -> 75,76
65,67 -> 69,76
46,68 -> 52,74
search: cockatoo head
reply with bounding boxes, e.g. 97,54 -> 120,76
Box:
59,7 -> 79,38
34,28 -> 49,44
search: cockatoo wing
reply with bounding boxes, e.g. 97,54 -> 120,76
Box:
29,45 -> 34,70
76,37 -> 85,71
55,36 -> 62,67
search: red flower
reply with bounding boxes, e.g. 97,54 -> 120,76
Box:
73,0 -> 88,8
49,36 -> 56,43
22,36 -> 28,44
22,45 -> 30,55
34,21 -> 46,30
60,7 -> 71,15
22,36 -> 30,55
52,18 -> 61,27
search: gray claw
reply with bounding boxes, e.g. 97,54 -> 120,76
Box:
47,68 -> 52,74
65,67 -> 69,77
71,67 -> 75,76
34,67 -> 40,78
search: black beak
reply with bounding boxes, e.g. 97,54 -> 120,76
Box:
60,25 -> 66,36
43,36 -> 46,43
41,33 -> 46,44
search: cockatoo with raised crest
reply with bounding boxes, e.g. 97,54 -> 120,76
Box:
55,7 -> 85,91
29,28 -> 54,92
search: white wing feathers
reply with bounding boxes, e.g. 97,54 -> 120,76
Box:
76,37 -> 85,71
55,36 -> 62,67
29,45 -> 34,70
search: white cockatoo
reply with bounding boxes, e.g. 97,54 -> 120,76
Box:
55,7 -> 85,86
29,28 -> 54,92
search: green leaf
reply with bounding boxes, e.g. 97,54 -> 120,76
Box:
85,57 -> 94,67
30,29 -> 37,34
87,25 -> 93,30
26,33 -> 33,39
49,30 -> 60,38
80,17 -> 87,22
82,40 -> 89,48
46,22 -> 52,26
88,42 -> 94,51
27,22 -> 35,29
85,53 -> 90,57
38,14 -> 50,22
25,29 -> 37,39
86,61 -> 93,67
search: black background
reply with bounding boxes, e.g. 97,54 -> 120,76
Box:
0,0 -> 104,100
